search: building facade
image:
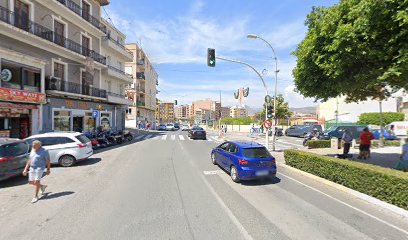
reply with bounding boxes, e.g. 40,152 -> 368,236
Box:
220,106 -> 230,119
125,43 -> 158,126
175,104 -> 190,120
0,0 -> 135,137
230,106 -> 248,118
192,99 -> 220,121
156,101 -> 174,123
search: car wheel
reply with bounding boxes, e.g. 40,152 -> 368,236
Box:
230,165 -> 240,183
59,155 -> 76,167
211,153 -> 217,165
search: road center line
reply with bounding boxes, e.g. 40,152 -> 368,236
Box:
278,172 -> 408,235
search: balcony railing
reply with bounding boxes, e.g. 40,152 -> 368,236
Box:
108,65 -> 132,77
45,77 -> 107,98
137,101 -> 145,107
107,91 -> 126,98
56,0 -> 107,33
102,35 -> 133,56
0,6 -> 106,65
136,72 -> 145,80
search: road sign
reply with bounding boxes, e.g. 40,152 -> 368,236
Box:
92,110 -> 99,119
265,95 -> 272,103
263,119 -> 273,129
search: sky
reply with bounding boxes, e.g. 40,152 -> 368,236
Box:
103,0 -> 339,108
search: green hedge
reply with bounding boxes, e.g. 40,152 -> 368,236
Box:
306,140 -> 331,148
284,150 -> 408,210
358,112 -> 405,125
371,140 -> 401,148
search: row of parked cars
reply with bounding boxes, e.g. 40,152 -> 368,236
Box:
0,132 -> 93,181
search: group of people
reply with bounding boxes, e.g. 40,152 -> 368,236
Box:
219,125 -> 228,137
341,127 -> 375,159
138,121 -> 152,130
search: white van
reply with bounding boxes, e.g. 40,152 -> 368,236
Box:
387,121 -> 408,136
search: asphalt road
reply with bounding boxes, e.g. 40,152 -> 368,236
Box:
0,130 -> 407,240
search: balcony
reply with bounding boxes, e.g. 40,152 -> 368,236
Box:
56,0 -> 107,33
0,6 -> 106,65
45,77 -> 107,99
137,101 -> 145,107
106,65 -> 133,83
102,35 -> 133,60
136,72 -> 145,80
107,91 -> 132,105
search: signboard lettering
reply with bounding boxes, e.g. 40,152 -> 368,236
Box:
0,87 -> 46,104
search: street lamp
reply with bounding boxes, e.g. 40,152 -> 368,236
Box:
247,34 -> 279,151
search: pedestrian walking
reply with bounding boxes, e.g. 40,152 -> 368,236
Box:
395,138 -> 408,172
358,127 -> 374,159
22,140 -> 51,203
342,129 -> 353,157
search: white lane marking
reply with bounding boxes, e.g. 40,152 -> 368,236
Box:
178,143 -> 253,240
203,170 -> 221,175
278,172 -> 408,235
143,134 -> 153,140
171,135 -> 176,140
179,135 -> 185,141
135,135 -> 144,140
207,138 -> 213,142
162,135 -> 168,140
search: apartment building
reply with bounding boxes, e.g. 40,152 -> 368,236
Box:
125,43 -> 158,125
192,99 -> 220,120
230,106 -> 248,118
156,101 -> 174,123
100,17 -> 133,130
175,104 -> 190,120
0,0 -> 138,137
194,109 -> 212,124
220,106 -> 230,119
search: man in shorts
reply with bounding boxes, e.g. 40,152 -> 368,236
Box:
22,140 -> 51,203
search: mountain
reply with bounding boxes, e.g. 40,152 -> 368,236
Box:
289,106 -> 316,114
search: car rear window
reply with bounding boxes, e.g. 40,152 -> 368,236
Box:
242,147 -> 271,158
192,127 -> 204,130
0,142 -> 28,157
76,134 -> 90,144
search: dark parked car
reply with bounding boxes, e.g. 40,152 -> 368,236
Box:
0,139 -> 30,181
188,126 -> 206,140
319,125 -> 367,140
211,141 -> 276,182
174,123 -> 180,130
285,125 -> 322,137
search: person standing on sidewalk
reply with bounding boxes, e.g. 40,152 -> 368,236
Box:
395,138 -> 408,171
342,129 -> 353,157
358,127 -> 374,159
22,140 -> 51,203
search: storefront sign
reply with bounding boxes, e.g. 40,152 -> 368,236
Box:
1,69 -> 12,82
0,130 -> 10,138
92,110 -> 99,119
0,87 -> 46,104
0,102 -> 37,109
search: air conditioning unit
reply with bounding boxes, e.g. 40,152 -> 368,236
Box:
49,76 -> 61,90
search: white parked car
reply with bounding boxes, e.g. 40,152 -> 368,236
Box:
25,132 -> 93,167
181,125 -> 190,131
166,123 -> 175,131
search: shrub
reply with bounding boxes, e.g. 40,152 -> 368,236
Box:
371,140 -> 401,148
306,140 -> 331,148
358,112 -> 405,125
284,150 -> 408,210
221,117 -> 255,125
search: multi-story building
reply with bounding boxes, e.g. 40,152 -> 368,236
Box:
100,17 -> 133,130
156,101 -> 174,123
220,106 -> 230,118
230,106 -> 248,118
125,43 -> 158,125
0,0 -> 135,137
192,99 -> 220,120
175,104 -> 190,120
194,108 -> 212,124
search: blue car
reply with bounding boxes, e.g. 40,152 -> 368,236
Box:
371,129 -> 397,140
211,141 -> 277,183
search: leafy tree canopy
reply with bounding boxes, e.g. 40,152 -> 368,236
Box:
292,0 -> 408,102
358,112 -> 405,125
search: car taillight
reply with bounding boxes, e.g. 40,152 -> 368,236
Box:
0,157 -> 12,163
238,159 -> 248,165
77,143 -> 87,148
192,131 -> 196,134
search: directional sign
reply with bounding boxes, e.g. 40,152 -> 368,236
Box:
265,95 -> 272,103
263,119 -> 273,129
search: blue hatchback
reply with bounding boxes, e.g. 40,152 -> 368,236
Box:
211,141 -> 277,183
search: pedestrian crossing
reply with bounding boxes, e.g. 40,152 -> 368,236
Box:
134,134 -> 223,143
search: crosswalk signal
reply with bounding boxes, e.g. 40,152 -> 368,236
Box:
207,48 -> 216,67
267,105 -> 273,119
174,100 -> 178,105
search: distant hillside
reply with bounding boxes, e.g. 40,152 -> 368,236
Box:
289,106 -> 316,114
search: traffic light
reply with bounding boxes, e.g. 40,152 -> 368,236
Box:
267,105 -> 273,119
174,100 -> 178,105
207,48 -> 216,67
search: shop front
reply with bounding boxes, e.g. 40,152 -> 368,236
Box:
43,98 -> 125,133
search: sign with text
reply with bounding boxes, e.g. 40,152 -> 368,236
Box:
0,87 -> 46,104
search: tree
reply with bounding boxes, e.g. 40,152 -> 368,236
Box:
259,94 -> 292,122
358,112 -> 405,125
292,0 -> 408,102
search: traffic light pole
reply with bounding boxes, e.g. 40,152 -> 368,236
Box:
215,56 -> 270,149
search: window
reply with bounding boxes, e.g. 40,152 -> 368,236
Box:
82,35 -> 90,56
228,144 -> 238,153
54,20 -> 65,46
53,62 -> 65,91
1,60 -> 40,92
14,0 -> 30,31
0,142 -> 28,157
56,137 -> 75,144
82,1 -> 91,21
125,66 -> 132,75
76,134 -> 90,144
54,110 -> 71,131
22,68 -> 40,92
218,142 -> 229,151
242,148 -> 271,158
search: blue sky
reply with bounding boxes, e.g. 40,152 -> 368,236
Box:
104,0 -> 338,108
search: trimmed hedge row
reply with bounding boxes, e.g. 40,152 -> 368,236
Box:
306,140 -> 331,148
371,140 -> 401,148
284,149 -> 408,210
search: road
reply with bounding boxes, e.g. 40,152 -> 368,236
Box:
0,130 -> 407,240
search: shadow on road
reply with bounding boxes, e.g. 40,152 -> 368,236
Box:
75,157 -> 102,167
42,191 -> 74,200
240,176 -> 281,186
0,175 -> 26,189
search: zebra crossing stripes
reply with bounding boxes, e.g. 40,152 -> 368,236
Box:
135,134 -> 222,143
179,135 -> 185,141
162,135 -> 168,140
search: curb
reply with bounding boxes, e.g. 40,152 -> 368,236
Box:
276,162 -> 408,220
